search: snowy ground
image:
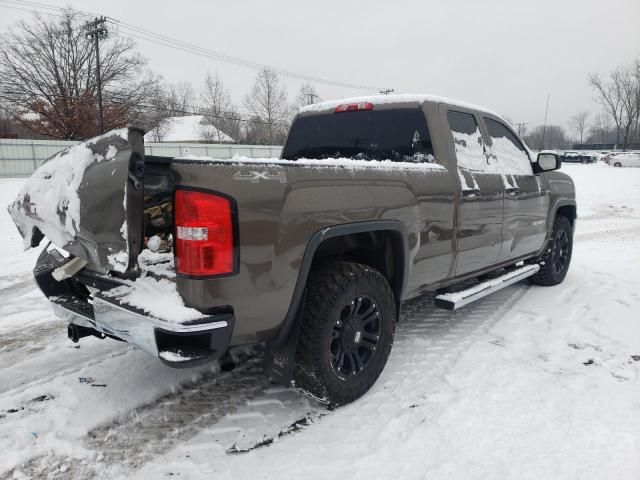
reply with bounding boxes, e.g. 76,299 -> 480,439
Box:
1,163 -> 639,479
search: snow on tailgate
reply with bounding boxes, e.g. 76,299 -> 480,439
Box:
7,129 -> 128,250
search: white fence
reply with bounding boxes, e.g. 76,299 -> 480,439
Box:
0,139 -> 283,177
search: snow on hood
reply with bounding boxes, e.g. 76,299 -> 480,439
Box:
7,128 -> 127,250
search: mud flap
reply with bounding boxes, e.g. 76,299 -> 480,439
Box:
263,295 -> 305,386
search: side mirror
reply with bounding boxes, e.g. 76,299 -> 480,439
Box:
533,152 -> 561,173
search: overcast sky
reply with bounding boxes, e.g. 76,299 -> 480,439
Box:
1,0 -> 639,134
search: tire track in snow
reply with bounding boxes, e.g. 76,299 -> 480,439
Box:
4,284 -> 528,479
0,315 -> 133,396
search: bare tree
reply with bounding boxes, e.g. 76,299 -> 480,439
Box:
524,125 -> 569,151
165,82 -> 195,115
631,58 -> 640,144
201,71 -> 240,142
570,111 -> 590,143
589,58 -> 640,150
243,68 -> 289,145
0,10 -> 158,140
0,102 -> 12,137
586,112 -> 617,145
139,84 -> 174,142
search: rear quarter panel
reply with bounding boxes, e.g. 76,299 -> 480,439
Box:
170,160 -> 450,344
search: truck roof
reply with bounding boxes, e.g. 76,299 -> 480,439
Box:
299,93 -> 504,119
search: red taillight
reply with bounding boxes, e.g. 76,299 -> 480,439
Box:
334,102 -> 373,113
174,189 -> 236,277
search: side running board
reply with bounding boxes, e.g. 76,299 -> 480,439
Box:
435,264 -> 540,311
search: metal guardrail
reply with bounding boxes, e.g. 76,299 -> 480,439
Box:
0,139 -> 283,177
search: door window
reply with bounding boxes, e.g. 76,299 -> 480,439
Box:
484,118 -> 532,175
447,111 -> 491,173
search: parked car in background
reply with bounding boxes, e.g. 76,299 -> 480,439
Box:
610,152 -> 640,167
560,151 -> 595,164
603,152 -> 626,165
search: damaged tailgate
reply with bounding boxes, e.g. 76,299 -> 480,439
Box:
7,127 -> 145,273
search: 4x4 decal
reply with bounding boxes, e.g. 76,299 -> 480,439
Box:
233,171 -> 287,184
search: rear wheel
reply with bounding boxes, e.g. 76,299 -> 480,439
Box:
293,261 -> 396,406
529,215 -> 573,286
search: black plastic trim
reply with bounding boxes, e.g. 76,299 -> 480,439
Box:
173,185 -> 241,280
270,220 -> 409,347
155,313 -> 235,369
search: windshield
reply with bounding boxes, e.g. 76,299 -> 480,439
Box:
282,108 -> 434,162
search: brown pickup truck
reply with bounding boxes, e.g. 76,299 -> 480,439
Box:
8,94 -> 576,405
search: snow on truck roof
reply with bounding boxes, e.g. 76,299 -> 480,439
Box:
299,94 -> 505,119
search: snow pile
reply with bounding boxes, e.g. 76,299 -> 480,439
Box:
179,155 -> 448,172
137,249 -> 175,278
104,275 -> 204,323
158,350 -> 203,363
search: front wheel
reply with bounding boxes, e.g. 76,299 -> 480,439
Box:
614,162 -> 622,167
293,261 -> 396,406
529,215 -> 573,286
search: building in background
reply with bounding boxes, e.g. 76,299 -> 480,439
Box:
144,115 -> 235,144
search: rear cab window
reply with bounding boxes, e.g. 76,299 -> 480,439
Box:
282,108 -> 435,163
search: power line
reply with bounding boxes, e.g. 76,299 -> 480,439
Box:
0,0 -> 93,17
0,0 -> 391,92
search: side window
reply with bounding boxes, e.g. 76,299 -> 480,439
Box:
484,118 -> 532,175
447,111 -> 489,173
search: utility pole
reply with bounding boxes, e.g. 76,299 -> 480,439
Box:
541,93 -> 550,150
304,93 -> 320,105
84,17 -> 108,134
379,88 -> 394,95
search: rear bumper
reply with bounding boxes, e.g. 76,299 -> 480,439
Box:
37,247 -> 234,368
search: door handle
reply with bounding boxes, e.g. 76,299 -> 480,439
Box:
505,187 -> 520,195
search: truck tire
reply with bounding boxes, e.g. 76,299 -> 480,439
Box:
293,261 -> 396,406
529,215 -> 573,286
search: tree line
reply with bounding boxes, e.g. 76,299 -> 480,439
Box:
0,10 -> 318,144
523,58 -> 640,151
1,9 -> 638,149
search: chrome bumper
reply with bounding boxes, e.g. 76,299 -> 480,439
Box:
51,294 -> 233,367
36,246 -> 234,367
